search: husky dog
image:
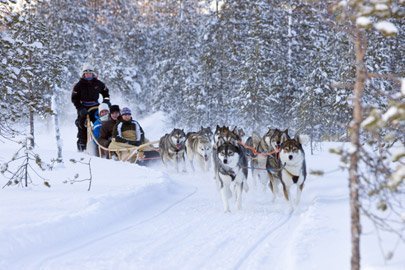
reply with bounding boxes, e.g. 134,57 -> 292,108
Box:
235,127 -> 246,142
215,138 -> 248,212
252,128 -> 288,198
279,134 -> 307,206
213,126 -> 242,179
199,126 -> 214,142
187,126 -> 213,140
244,132 -> 261,181
186,132 -> 212,172
159,128 -> 187,172
214,125 -> 229,145
245,132 -> 261,156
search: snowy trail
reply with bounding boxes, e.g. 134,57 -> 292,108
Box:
8,167 -> 314,270
34,184 -> 199,270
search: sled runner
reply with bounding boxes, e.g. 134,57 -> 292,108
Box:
86,115 -> 160,166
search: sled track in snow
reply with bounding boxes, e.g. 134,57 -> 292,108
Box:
35,186 -> 198,269
233,209 -> 294,270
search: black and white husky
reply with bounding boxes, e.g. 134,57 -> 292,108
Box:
279,134 -> 307,206
215,138 -> 249,212
186,132 -> 212,172
159,128 -> 187,172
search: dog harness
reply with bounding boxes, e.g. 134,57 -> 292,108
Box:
283,166 -> 301,184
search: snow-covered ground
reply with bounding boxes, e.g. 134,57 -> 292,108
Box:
0,112 -> 403,270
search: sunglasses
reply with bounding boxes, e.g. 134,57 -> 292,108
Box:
83,70 -> 94,73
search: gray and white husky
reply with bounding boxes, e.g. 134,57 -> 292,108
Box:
252,128 -> 288,199
186,132 -> 212,172
159,128 -> 187,172
199,126 -> 214,142
215,138 -> 249,212
279,134 -> 307,206
212,126 -> 242,180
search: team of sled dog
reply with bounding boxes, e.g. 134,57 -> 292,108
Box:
159,126 -> 307,212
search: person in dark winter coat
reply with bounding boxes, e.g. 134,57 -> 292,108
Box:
98,104 -> 120,149
109,107 -> 145,161
71,64 -> 111,151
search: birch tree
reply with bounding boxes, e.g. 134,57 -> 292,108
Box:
331,1 -> 403,269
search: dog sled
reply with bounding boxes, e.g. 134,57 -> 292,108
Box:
85,114 -> 160,166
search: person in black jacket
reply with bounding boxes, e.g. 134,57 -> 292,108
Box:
71,64 -> 111,151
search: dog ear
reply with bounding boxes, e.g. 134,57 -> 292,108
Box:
294,134 -> 301,144
281,132 -> 289,143
239,128 -> 245,136
284,129 -> 289,136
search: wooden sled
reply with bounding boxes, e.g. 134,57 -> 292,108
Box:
86,115 -> 160,166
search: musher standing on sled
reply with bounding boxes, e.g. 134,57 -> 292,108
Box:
71,64 -> 111,152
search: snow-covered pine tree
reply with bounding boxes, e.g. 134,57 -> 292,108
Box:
227,1 -> 278,132
197,5 -> 229,127
292,1 -> 353,145
173,0 -> 210,129
2,0 -> 57,146
0,0 -> 26,138
139,0 -> 182,121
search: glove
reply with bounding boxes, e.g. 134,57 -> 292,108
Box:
102,99 -> 111,107
78,108 -> 88,117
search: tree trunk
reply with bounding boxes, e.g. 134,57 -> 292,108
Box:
52,93 -> 63,162
310,133 -> 314,155
349,28 -> 366,270
29,104 -> 35,148
24,151 -> 29,187
28,50 -> 35,148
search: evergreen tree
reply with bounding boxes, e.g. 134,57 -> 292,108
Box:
2,0 -> 61,146
0,0 -> 23,135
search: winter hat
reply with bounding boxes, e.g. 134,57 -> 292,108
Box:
98,103 -> 110,113
82,63 -> 96,75
121,107 -> 131,116
110,105 -> 120,114
82,63 -> 94,72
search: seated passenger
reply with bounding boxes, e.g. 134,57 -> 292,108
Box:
108,107 -> 145,161
98,105 -> 120,148
93,103 -> 110,140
